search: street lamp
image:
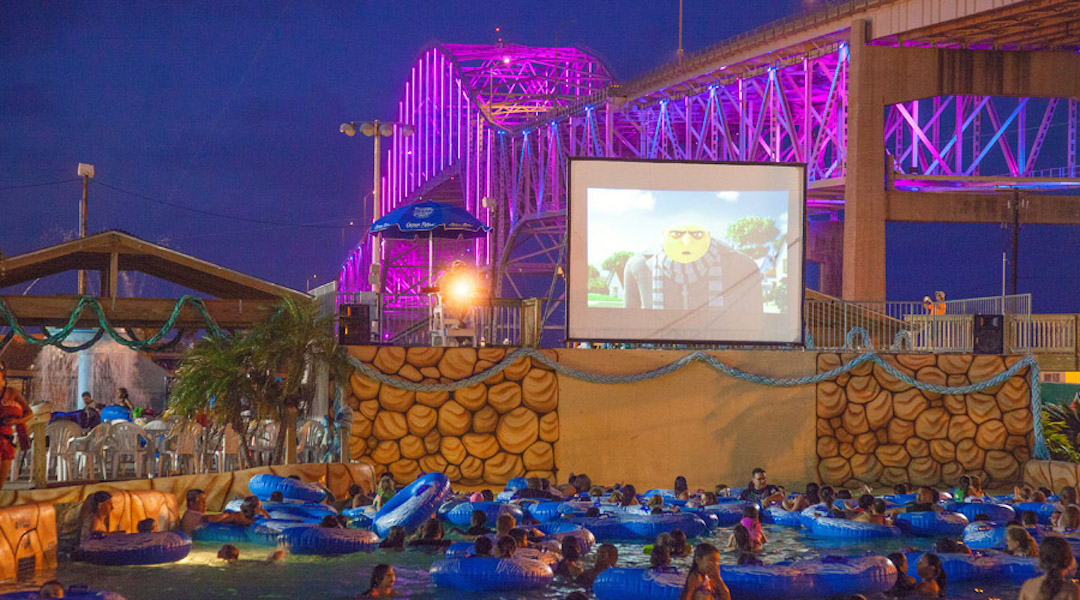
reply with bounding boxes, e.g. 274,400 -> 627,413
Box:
339,120 -> 414,294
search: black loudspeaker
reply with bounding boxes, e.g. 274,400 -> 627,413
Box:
973,314 -> 1004,354
338,304 -> 371,345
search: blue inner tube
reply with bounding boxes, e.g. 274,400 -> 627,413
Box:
799,504 -> 834,529
882,493 -> 917,505
190,522 -> 249,543
594,567 -> 682,600
247,474 -> 326,503
246,520 -> 317,545
643,489 -> 677,500
721,556 -> 897,599
224,499 -> 336,521
565,513 -> 707,542
761,507 -> 802,527
1012,502 -> 1058,525
962,521 -> 1017,550
524,501 -> 564,523
808,517 -> 901,540
429,557 -> 554,591
76,532 -> 191,566
505,476 -> 529,491
904,551 -> 1043,582
100,405 -> 131,422
534,520 -> 596,553
895,511 -> 969,537
278,526 -> 379,555
0,591 -> 126,600
686,502 -> 753,527
438,501 -> 523,528
944,501 -> 1015,523
373,472 -> 451,537
341,506 -> 375,528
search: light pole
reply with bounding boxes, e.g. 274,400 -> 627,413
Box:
340,120 -> 414,330
77,163 -> 94,295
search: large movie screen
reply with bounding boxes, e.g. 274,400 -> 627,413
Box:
567,158 -> 805,344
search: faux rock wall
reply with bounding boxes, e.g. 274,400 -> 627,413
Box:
347,346 -> 558,485
817,354 -> 1033,488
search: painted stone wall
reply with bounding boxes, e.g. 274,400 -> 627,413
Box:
816,354 -> 1033,487
347,346 -> 558,485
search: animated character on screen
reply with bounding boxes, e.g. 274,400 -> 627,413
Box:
622,223 -> 764,316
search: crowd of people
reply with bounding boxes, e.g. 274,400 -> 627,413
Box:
35,467 -> 1080,599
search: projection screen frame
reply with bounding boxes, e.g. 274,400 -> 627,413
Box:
565,156 -> 807,347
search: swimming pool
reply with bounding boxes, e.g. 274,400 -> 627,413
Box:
0,524 -> 1024,599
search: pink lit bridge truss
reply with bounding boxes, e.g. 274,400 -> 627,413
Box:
340,0 -> 1080,345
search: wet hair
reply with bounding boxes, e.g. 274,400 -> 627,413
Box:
804,482 -> 821,505
1038,536 -> 1074,599
217,544 -> 239,560
470,510 -> 487,527
887,552 -> 908,574
560,536 -> 581,561
593,543 -> 618,571
508,528 -> 527,547
495,535 -> 517,558
649,495 -> 664,508
620,484 -> 637,507
742,505 -> 759,520
480,489 -> 494,502
919,553 -> 947,594
420,517 -> 444,540
585,507 -> 600,517
683,544 -> 720,590
674,476 -> 688,494
495,513 -> 516,535
934,538 -> 971,555
382,525 -> 405,548
186,489 -> 204,504
650,544 -> 671,570
1061,486 -> 1078,507
473,535 -> 493,557
136,518 -> 155,533
858,494 -> 875,510
732,523 -> 752,552
872,499 -> 887,514
655,532 -> 673,550
893,483 -> 908,494
836,489 -> 853,500
670,529 -> 688,556
348,484 -> 361,497
1021,510 -> 1039,527
240,496 -> 260,519
820,485 -> 836,508
1006,526 -> 1039,557
90,491 -> 113,514
269,491 -> 284,502
363,564 -> 393,595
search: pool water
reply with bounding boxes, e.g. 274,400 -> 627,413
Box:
0,524 -> 1026,600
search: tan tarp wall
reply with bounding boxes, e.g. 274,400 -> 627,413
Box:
553,349 -> 819,491
0,503 -> 56,581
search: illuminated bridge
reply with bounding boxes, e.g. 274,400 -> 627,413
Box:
340,0 -> 1080,344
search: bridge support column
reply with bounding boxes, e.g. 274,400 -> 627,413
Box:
843,20 -> 888,302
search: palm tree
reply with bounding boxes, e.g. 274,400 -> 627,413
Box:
170,297 -> 349,466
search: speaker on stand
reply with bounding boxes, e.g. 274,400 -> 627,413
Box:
973,314 -> 1004,354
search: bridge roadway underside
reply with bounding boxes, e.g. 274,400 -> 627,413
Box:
845,20 -> 1080,301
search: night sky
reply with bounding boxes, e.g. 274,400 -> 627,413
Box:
2,1 -> 1077,313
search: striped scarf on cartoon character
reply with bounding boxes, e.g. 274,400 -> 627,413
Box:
650,239 -> 726,310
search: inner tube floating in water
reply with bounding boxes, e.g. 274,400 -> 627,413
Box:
593,567 -> 683,600
720,555 -> 897,599
808,517 -> 900,540
277,526 -> 379,555
524,501 -> 564,523
341,506 -> 375,527
534,520 -> 596,553
894,511 -> 969,537
438,501 -> 523,528
686,502 -> 754,527
224,498 -> 336,521
247,474 -> 326,503
373,472 -> 451,537
190,522 -> 249,543
1012,502 -> 1058,525
0,591 -> 126,600
76,531 -> 192,566
565,513 -> 707,541
761,506 -> 802,527
962,521 -> 1017,550
944,501 -> 1015,523
246,520 -> 317,545
429,557 -> 554,591
903,551 -> 1048,582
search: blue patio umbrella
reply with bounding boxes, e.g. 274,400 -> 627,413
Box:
369,200 -> 489,284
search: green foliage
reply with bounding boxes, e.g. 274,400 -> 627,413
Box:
726,216 -> 780,260
588,264 -> 600,279
1043,403 -> 1080,462
169,297 -> 348,465
601,251 -> 633,286
588,278 -> 609,295
765,280 -> 787,307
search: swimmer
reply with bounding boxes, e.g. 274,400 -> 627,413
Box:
679,543 -> 731,600
1006,526 -> 1039,558
730,524 -> 762,566
494,535 -> 517,559
378,525 -> 405,550
735,506 -> 766,550
455,509 -> 490,536
136,518 -> 155,533
217,544 -> 240,563
914,553 -> 947,598
738,468 -> 783,508
358,564 -> 395,598
670,529 -> 692,557
372,476 -> 396,511
1055,505 -> 1080,533
553,537 -> 583,578
38,580 -> 64,599
620,484 -> 640,507
495,514 -> 517,538
266,548 -> 287,562
407,517 -> 449,549
674,476 -> 690,501
472,535 -> 493,557
1019,536 -> 1079,600
578,543 -> 617,590
179,489 -> 230,535
269,491 -> 284,502
651,544 -> 673,571
886,553 -> 918,596
80,491 -> 120,540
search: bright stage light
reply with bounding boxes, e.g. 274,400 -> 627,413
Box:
447,276 -> 475,304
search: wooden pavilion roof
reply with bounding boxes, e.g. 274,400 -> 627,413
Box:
0,230 -> 308,330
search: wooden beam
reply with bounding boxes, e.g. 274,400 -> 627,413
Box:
886,191 -> 1080,224
1,296 -> 281,329
107,252 -> 118,300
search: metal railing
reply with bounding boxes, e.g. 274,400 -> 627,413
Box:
337,295 -> 534,347
1024,315 -> 1077,353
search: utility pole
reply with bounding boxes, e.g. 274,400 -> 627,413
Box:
77,163 -> 95,295
1010,190 -> 1021,296
677,0 -> 685,63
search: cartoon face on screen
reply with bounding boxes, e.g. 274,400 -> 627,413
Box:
662,225 -> 711,264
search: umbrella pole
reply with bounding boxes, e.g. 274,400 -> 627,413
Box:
428,231 -> 434,286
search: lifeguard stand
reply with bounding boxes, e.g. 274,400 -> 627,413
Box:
428,293 -> 476,347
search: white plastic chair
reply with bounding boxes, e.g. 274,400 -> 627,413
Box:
72,422 -> 112,481
250,420 -> 280,466
8,428 -> 33,482
46,420 -> 82,482
296,420 -> 326,463
214,424 -> 241,472
158,421 -> 204,476
104,422 -> 154,479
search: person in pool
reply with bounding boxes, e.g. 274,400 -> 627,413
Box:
37,581 -> 64,599
494,535 -> 517,559
358,564 -> 395,598
217,544 -> 240,563
407,517 -> 449,549
578,543 -> 618,590
651,544 -> 675,571
886,553 -> 918,597
553,537 -> 584,578
738,468 -> 783,508
730,524 -> 762,566
1006,526 -> 1039,558
914,553 -> 947,598
372,475 -> 396,511
179,489 -> 231,535
1019,535 -> 1079,600
472,535 -> 493,557
378,526 -> 405,550
680,543 -> 731,600
454,509 -> 491,536
674,476 -> 690,501
80,491 -> 120,541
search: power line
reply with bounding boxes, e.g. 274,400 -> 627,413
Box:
93,179 -> 359,229
0,178 -> 81,191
